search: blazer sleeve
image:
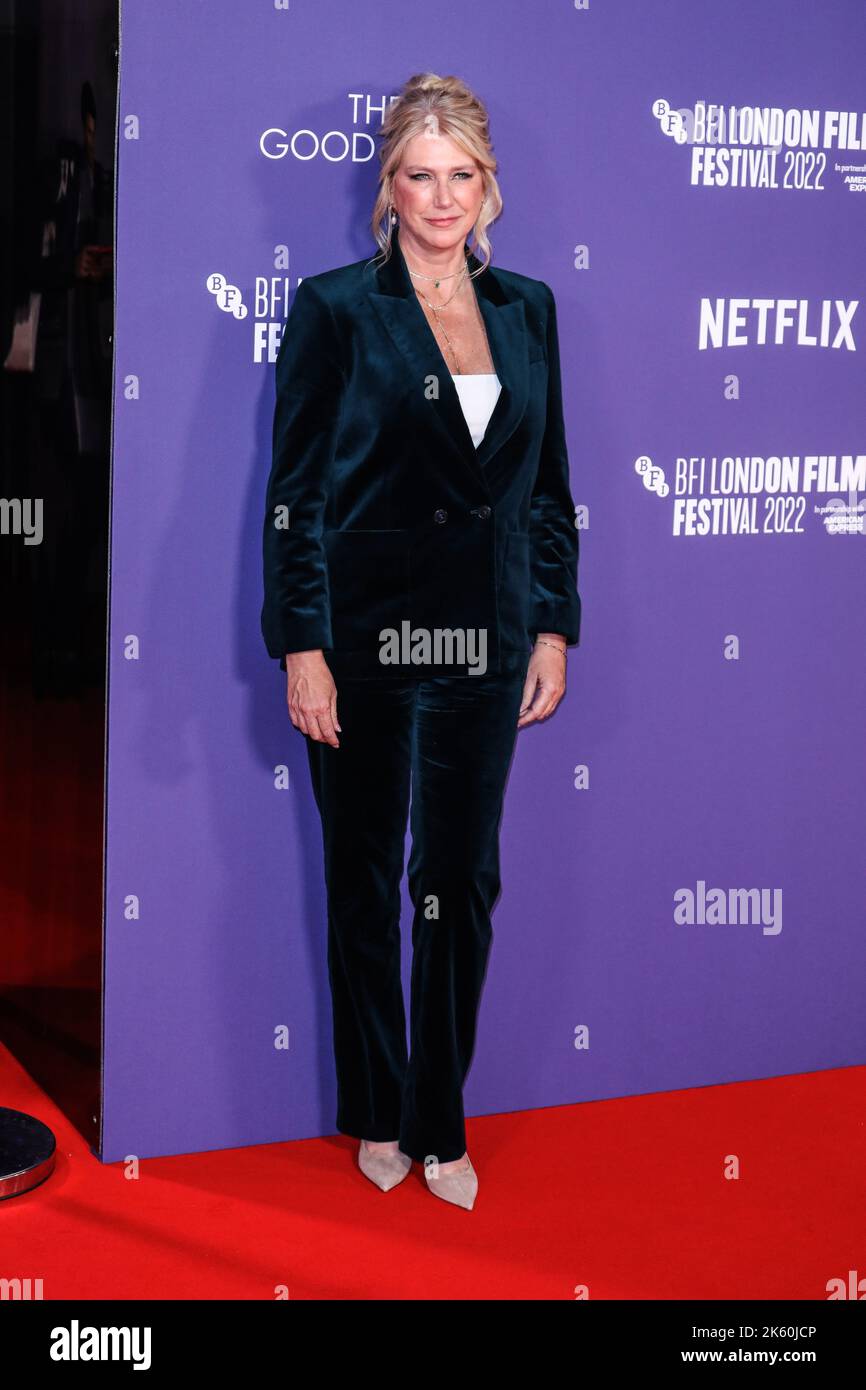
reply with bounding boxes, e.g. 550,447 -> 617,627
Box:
528,282 -> 582,646
261,277 -> 346,662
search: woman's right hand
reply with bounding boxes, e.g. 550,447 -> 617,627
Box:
285,651 -> 341,748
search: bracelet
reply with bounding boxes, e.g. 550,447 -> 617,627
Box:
535,638 -> 567,657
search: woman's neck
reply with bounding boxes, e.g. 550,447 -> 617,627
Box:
397,228 -> 467,283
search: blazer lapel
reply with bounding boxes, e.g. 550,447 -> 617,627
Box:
367,226 -> 529,493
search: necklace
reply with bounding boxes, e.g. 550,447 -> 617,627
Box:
412,265 -> 469,373
403,244 -> 468,290
407,264 -> 465,289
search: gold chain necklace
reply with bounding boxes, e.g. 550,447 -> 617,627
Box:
407,265 -> 465,289
412,265 -> 470,373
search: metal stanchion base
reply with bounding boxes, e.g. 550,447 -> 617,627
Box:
0,1107 -> 56,1199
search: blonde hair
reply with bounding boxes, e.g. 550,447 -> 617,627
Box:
369,72 -> 502,278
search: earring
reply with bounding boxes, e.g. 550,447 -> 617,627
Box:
389,205 -> 397,225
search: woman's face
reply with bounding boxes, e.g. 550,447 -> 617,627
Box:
391,131 -> 485,255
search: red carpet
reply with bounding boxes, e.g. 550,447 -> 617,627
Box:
1,1044 -> 863,1300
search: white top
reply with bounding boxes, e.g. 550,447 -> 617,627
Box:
450,372 -> 502,448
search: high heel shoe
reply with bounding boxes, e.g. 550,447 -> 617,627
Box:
424,1154 -> 478,1210
357,1140 -> 412,1192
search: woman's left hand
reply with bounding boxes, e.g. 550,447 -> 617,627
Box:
517,635 -> 567,728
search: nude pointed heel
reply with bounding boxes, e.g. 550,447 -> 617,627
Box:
424,1154 -> 478,1210
357,1140 -> 412,1192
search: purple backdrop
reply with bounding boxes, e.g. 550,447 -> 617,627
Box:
102,0 -> 866,1161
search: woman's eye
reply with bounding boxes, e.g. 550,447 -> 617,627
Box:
407,171 -> 474,181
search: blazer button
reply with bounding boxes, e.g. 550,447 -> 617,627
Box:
433,508 -> 448,524
477,505 -> 492,520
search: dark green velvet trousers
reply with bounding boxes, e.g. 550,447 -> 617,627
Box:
305,657 -> 530,1166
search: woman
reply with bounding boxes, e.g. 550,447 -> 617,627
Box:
261,72 -> 581,1211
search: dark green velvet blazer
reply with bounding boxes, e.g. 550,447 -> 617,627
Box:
261,225 -> 581,678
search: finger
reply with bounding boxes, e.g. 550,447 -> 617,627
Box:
519,671 -> 550,725
331,689 -> 341,734
518,667 -> 538,719
309,707 -> 339,748
518,699 -> 543,727
291,695 -> 313,739
532,685 -> 559,720
520,680 -> 557,726
302,711 -> 325,742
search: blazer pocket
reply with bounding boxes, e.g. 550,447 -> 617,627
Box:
497,529 -> 532,646
323,529 -> 410,652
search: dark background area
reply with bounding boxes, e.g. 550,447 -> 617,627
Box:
0,0 -> 118,1152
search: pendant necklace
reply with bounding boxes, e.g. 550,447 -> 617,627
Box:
412,266 -> 469,373
408,263 -> 466,290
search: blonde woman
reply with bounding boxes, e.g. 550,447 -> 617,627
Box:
261,72 -> 581,1210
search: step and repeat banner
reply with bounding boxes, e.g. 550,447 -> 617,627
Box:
103,0 -> 866,1160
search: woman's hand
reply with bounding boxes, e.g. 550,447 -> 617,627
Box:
517,634 -> 567,729
286,651 -> 342,747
